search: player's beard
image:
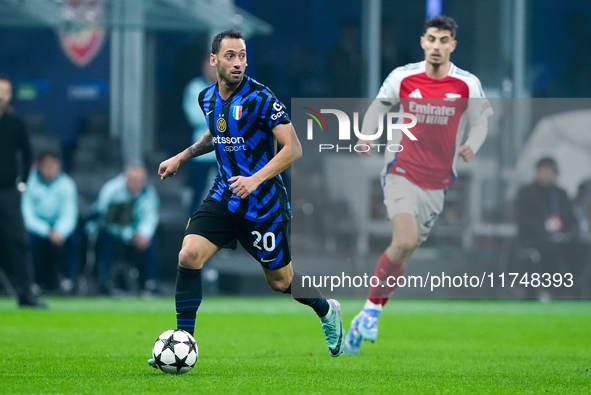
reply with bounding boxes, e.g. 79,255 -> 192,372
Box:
217,64 -> 243,89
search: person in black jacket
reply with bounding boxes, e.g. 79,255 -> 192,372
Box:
514,157 -> 582,297
0,74 -> 47,308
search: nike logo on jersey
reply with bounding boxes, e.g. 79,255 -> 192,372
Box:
408,88 -> 423,98
206,110 -> 214,116
260,258 -> 276,263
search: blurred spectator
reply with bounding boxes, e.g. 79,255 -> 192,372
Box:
183,56 -> 218,213
0,74 -> 47,308
574,178 -> 591,297
88,164 -> 160,295
22,150 -> 80,294
514,157 -> 583,298
574,179 -> 591,238
328,19 -> 362,97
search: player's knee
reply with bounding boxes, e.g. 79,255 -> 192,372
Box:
178,247 -> 204,270
266,278 -> 290,293
390,236 -> 417,257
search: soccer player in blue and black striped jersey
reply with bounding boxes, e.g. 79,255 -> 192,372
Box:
154,29 -> 344,359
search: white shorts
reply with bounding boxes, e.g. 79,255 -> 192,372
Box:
382,174 -> 445,244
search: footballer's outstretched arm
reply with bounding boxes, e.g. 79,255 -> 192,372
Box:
228,123 -> 302,199
355,99 -> 394,156
158,131 -> 214,180
457,117 -> 488,162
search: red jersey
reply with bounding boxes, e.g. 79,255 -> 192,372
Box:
375,61 -> 493,190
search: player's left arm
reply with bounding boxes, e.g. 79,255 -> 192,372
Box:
228,123 -> 302,199
457,116 -> 488,163
458,78 -> 493,163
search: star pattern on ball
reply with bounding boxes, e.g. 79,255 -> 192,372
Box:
161,335 -> 181,352
153,350 -> 165,368
173,352 -> 192,374
183,339 -> 197,354
152,330 -> 197,374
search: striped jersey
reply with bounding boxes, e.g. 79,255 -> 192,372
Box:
198,75 -> 291,223
377,61 -> 493,190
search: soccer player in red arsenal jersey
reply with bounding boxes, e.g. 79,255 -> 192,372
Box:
344,15 -> 493,353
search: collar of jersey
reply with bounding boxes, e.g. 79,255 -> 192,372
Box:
216,75 -> 248,104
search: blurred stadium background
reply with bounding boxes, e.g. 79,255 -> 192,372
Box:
0,0 -> 590,298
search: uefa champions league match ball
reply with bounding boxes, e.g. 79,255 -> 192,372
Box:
151,329 -> 198,374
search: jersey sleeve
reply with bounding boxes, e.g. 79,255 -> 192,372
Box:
197,88 -> 207,114
465,74 -> 493,124
360,67 -> 404,138
259,90 -> 290,131
376,67 -> 402,106
459,74 -> 492,155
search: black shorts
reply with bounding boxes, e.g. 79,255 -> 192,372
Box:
185,198 -> 291,270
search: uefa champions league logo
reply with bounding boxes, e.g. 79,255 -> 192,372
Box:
303,107 -> 418,153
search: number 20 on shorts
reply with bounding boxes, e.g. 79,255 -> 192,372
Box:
251,231 -> 276,252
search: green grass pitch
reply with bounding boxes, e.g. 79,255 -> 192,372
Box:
0,297 -> 589,394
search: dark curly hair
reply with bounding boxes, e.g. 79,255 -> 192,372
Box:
424,15 -> 458,38
211,29 -> 245,55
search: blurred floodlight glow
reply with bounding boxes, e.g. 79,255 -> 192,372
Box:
426,0 -> 443,18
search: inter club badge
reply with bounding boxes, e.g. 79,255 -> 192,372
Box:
217,117 -> 227,132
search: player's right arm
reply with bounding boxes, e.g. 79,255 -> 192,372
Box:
459,74 -> 493,162
355,99 -> 394,156
228,122 -> 301,199
158,131 -> 214,180
355,67 -> 403,156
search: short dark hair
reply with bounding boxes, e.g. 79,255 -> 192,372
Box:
211,29 -> 245,54
536,156 -> 558,172
37,149 -> 62,163
424,15 -> 458,38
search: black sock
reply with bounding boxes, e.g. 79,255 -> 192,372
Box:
283,271 -> 330,317
175,266 -> 202,335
